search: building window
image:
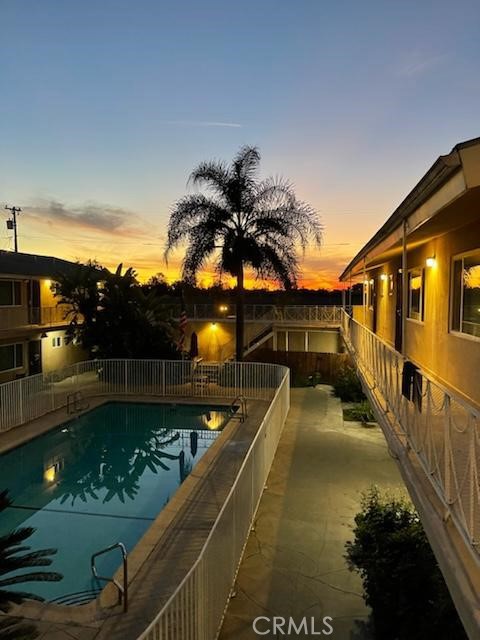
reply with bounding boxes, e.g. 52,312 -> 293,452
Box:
52,336 -> 62,348
408,269 -> 424,321
0,280 -> 21,306
0,343 -> 24,372
451,250 -> 480,338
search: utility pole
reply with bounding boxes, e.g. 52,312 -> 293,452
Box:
4,205 -> 21,252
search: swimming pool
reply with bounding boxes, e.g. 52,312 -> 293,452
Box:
0,401 -> 231,603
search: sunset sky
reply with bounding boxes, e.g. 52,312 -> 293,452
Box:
1,0 -> 479,289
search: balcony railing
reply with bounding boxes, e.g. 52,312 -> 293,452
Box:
0,305 -> 70,331
172,304 -> 344,323
341,311 -> 480,557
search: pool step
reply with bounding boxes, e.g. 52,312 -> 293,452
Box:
49,588 -> 102,606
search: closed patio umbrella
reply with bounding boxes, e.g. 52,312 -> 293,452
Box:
189,331 -> 199,359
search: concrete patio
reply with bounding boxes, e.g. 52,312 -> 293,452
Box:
219,385 -> 404,640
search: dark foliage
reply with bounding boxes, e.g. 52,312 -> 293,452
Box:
53,262 -> 178,359
346,488 -> 467,640
332,365 -> 365,402
0,491 -> 62,639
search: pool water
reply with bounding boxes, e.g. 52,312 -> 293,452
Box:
0,402 -> 229,602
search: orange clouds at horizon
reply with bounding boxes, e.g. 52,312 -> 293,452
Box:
6,200 -> 365,291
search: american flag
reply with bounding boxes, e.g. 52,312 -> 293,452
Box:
177,305 -> 187,352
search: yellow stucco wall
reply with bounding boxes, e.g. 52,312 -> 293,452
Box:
360,219 -> 480,406
185,321 -> 235,361
185,321 -> 271,361
41,330 -> 86,373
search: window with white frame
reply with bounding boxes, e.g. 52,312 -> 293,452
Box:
52,336 -> 62,348
0,280 -> 21,306
408,269 -> 424,321
0,343 -> 23,371
451,250 -> 480,338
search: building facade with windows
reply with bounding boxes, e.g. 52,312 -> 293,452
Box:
0,251 -> 85,383
342,136 -> 480,408
339,137 -> 480,637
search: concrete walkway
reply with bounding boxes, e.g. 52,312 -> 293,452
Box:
219,386 -> 404,640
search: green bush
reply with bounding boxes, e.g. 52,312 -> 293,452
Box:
343,400 -> 376,424
333,365 -> 365,402
345,488 -> 467,640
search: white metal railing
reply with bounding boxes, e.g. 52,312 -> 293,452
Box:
136,365 -> 290,640
341,311 -> 480,557
0,358 -> 287,430
171,304 -> 343,323
0,358 -> 290,639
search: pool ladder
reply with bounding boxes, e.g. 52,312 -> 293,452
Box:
230,395 -> 248,422
66,391 -> 89,415
91,542 -> 128,612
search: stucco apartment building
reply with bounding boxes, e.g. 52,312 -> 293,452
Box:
0,250 -> 85,383
341,136 -> 480,409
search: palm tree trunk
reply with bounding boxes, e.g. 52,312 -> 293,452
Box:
235,264 -> 245,361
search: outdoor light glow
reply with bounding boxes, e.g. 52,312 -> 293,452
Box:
44,465 -> 56,483
380,274 -> 388,281
426,257 -> 436,268
219,305 -> 228,312
202,410 -> 226,430
210,322 -> 217,330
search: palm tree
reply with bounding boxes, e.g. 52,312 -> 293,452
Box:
0,490 -> 62,639
165,146 -> 322,360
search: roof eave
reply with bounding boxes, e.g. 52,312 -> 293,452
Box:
339,148 -> 463,282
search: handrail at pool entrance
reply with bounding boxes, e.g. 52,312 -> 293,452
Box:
229,394 -> 248,422
66,390 -> 89,415
91,542 -> 128,612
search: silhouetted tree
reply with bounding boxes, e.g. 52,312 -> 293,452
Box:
165,146 -> 322,359
0,490 -> 62,639
53,263 -> 178,359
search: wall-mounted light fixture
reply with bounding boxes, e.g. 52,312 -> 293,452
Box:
426,256 -> 436,268
219,305 -> 228,313
380,273 -> 388,281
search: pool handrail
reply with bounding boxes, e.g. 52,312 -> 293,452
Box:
91,542 -> 128,612
229,394 -> 248,422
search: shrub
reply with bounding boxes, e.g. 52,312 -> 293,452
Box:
345,488 -> 467,640
333,365 -> 365,402
343,400 -> 376,424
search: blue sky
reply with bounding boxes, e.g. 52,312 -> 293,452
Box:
1,0 -> 479,286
